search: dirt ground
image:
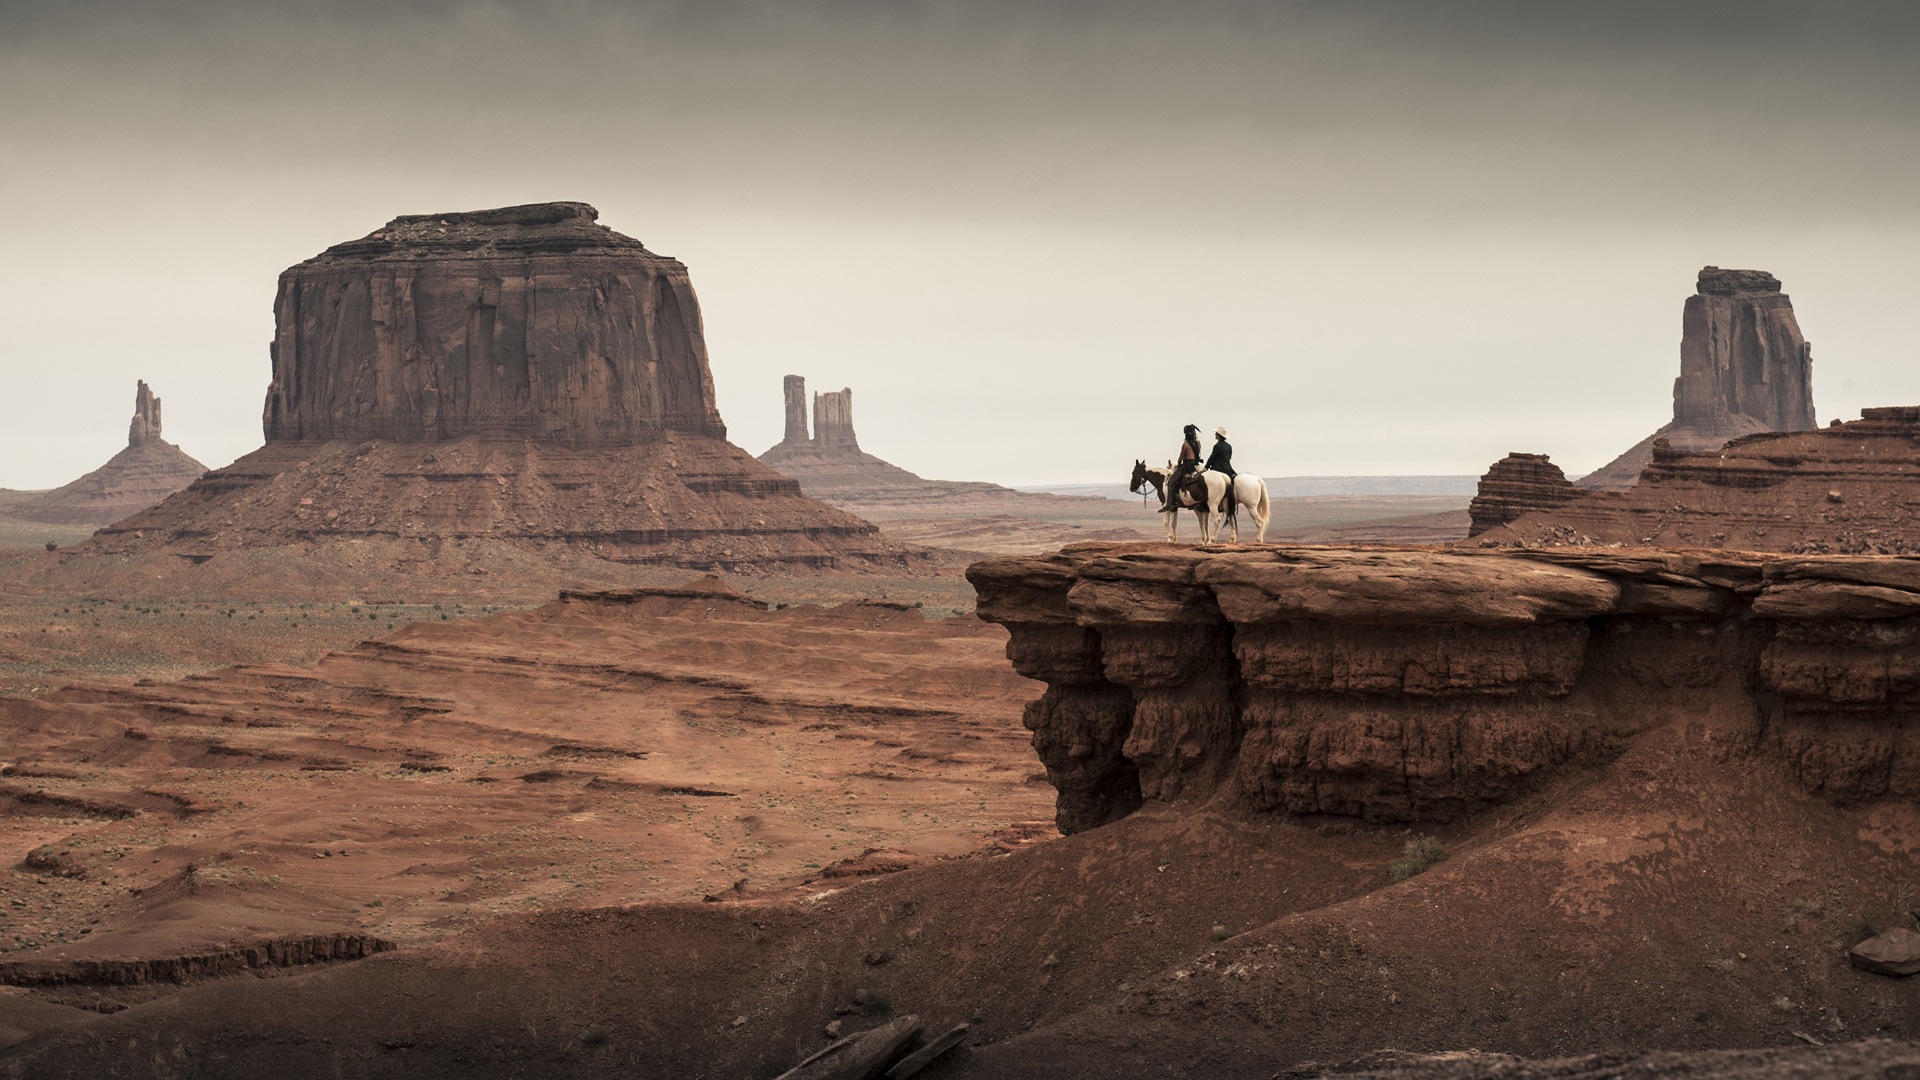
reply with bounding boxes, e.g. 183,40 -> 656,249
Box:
0,580 -> 1053,1020
7,728 -> 1920,1078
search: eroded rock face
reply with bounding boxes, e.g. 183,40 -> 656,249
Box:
1579,266 -> 1816,491
970,543 -> 1920,830
1466,453 -> 1579,536
263,202 -> 725,446
10,381 -> 206,526
1476,406 -> 1920,554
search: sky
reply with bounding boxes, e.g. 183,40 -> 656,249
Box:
3,0 -> 1919,489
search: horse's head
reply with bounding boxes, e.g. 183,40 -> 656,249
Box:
1129,459 -> 1148,494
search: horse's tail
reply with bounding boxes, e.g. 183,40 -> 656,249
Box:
1256,480 -> 1270,521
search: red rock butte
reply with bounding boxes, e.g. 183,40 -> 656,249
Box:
1575,265 -> 1817,491
263,201 -> 723,446
65,204 -> 916,585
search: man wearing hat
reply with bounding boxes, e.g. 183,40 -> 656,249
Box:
1205,426 -> 1236,480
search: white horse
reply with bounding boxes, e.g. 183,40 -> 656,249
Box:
1129,460 -> 1271,544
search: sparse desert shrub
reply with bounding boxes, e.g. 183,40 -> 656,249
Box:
580,1027 -> 612,1048
1846,916 -> 1880,945
1388,835 -> 1447,882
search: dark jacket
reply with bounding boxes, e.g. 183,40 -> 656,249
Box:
1205,439 -> 1235,478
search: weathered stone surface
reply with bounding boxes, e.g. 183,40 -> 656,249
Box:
971,542 -> 1920,829
773,1014 -> 923,1080
1578,265 -> 1816,491
883,1023 -> 969,1079
1849,928 -> 1920,977
1476,407 -> 1920,554
1193,549 -> 1619,627
263,202 -> 724,446
9,381 -> 206,526
1467,453 -> 1579,536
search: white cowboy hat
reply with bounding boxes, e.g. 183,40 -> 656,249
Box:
1214,426 -> 1228,439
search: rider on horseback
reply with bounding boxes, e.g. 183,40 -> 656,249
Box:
1159,424 -> 1204,513
1206,426 -> 1235,479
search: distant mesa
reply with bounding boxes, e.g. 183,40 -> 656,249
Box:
1474,407 -> 1920,554
1465,265 -> 1866,549
8,381 -> 206,527
1577,265 -> 1817,491
1464,453 -> 1578,537
67,203 -> 915,583
760,375 -> 1048,509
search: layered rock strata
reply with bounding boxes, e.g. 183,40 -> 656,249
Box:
970,542 -> 1920,831
10,381 -> 207,526
75,206 -> 913,575
1465,453 -> 1578,536
263,202 -> 723,446
1475,406 -> 1920,554
1579,266 -> 1816,490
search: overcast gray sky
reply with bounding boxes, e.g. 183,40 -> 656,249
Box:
4,0 -> 1918,488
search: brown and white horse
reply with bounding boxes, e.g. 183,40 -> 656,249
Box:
1129,460 -> 1271,543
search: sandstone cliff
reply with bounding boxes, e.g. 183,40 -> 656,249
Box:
1578,266 -> 1816,490
970,542 -> 1920,832
263,202 -> 724,446
1475,406 -> 1920,553
9,381 -> 206,527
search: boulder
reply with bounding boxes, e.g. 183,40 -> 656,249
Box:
1849,928 -> 1920,977
773,1014 -> 924,1080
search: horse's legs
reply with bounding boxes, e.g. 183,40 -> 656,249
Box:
1164,510 -> 1177,543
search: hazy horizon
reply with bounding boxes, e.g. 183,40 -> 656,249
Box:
5,0 -> 1918,490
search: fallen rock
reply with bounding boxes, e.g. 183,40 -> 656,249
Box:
1849,928 -> 1920,977
884,1022 -> 969,1079
775,1014 -> 923,1080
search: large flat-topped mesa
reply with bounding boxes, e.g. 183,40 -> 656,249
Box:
263,202 -> 725,446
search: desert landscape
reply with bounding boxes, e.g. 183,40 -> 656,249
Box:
7,3 -> 1920,1078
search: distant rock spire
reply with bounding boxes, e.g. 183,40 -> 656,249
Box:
812,388 -> 858,451
782,375 -> 810,446
128,380 -> 162,447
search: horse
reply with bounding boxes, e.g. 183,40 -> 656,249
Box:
1129,460 -> 1271,544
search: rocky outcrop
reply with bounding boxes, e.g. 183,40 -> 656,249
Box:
970,543 -> 1920,831
1475,406 -> 1920,553
1465,453 -> 1578,536
69,206 -> 918,576
127,380 -> 163,447
1579,266 -> 1816,490
262,202 -> 724,446
9,381 -> 207,526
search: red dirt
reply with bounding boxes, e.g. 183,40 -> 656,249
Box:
0,580 -> 1051,1024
